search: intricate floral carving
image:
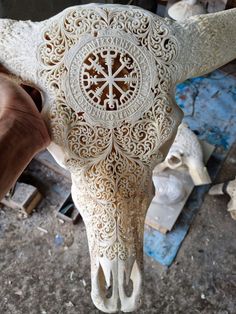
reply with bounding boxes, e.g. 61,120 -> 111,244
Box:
37,7 -> 181,291
64,30 -> 156,128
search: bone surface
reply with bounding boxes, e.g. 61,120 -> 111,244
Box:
0,4 -> 235,313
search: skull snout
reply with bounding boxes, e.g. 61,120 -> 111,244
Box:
71,173 -> 151,313
91,257 -> 142,313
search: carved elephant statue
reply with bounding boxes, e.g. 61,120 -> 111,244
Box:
0,4 -> 235,312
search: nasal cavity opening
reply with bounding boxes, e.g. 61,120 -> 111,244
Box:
98,264 -> 113,299
21,84 -> 43,112
123,273 -> 134,297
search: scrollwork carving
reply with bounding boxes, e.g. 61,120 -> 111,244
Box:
38,5 -> 180,269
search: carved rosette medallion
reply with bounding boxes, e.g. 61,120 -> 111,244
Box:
64,31 -> 155,128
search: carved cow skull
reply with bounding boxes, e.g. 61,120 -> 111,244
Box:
154,123 -> 211,186
0,4 -> 235,312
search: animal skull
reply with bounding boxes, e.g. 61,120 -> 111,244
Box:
0,4 -> 235,312
154,123 -> 211,186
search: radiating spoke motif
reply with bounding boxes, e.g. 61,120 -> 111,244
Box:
66,31 -> 156,127
82,48 -> 139,110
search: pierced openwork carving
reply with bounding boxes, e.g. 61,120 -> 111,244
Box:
64,31 -> 155,127
37,7 -> 181,312
0,3 -> 235,313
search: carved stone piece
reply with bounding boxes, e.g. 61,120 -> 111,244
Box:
154,123 -> 211,186
149,123 -> 212,232
153,173 -> 186,205
168,0 -> 206,21
0,4 -> 235,312
209,178 -> 236,220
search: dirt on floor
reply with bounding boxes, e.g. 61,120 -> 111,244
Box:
0,144 -> 236,314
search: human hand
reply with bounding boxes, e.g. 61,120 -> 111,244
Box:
0,73 -> 50,153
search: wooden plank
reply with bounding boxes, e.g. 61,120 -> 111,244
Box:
1,182 -> 42,215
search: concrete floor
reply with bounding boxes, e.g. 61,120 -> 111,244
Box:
0,146 -> 236,314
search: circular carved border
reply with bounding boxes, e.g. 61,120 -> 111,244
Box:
64,30 -> 155,128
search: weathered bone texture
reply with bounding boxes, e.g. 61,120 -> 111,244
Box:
154,123 -> 211,186
209,178 -> 236,220
0,4 -> 235,312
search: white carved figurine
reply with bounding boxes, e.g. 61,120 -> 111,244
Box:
168,0 -> 206,21
0,4 -> 235,313
154,123 -> 211,186
209,178 -> 236,221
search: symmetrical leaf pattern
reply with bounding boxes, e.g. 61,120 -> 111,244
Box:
38,6 -> 180,268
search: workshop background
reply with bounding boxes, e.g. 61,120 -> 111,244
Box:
0,1 -> 236,314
